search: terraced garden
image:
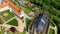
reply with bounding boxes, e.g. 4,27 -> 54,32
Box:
0,17 -> 4,24
7,29 -> 26,34
21,29 -> 26,34
50,19 -> 55,27
7,19 -> 18,26
49,28 -> 55,34
25,18 -> 31,27
28,0 -> 60,34
0,10 -> 15,21
7,30 -> 21,34
9,0 -> 33,14
0,26 -> 5,34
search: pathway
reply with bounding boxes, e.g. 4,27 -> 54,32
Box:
48,25 -> 57,34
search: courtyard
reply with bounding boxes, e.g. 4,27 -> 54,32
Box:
0,10 -> 15,21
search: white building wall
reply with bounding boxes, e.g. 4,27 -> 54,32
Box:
10,7 -> 12,12
0,0 -> 2,2
0,0 -> 1,3
0,4 -> 21,18
0,0 -> 2,4
0,6 -> 10,12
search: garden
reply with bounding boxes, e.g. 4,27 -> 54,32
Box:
49,28 -> 55,34
50,19 -> 55,27
25,18 -> 31,27
0,26 -> 5,34
0,18 -> 4,24
0,10 -> 15,21
9,0 -> 33,14
7,19 -> 18,26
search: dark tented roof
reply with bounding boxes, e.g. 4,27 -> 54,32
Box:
33,13 -> 47,31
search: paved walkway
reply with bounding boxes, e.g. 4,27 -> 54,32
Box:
3,16 -> 16,25
1,16 -> 17,30
0,16 -> 26,33
15,16 -> 26,32
0,15 -> 5,22
48,25 -> 57,34
50,26 -> 57,34
48,19 -> 57,34
0,11 -> 30,34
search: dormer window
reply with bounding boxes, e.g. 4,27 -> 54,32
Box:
41,18 -> 45,24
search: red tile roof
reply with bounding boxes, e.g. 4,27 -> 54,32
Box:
0,3 -> 9,9
3,0 -> 9,3
9,2 -> 21,15
1,0 -> 21,15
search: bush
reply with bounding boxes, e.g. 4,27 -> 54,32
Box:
25,18 -> 31,27
21,29 -> 26,34
49,28 -> 55,34
7,19 -> 18,26
50,20 -> 55,27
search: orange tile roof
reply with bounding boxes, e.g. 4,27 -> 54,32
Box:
0,3 -> 9,9
1,0 -> 21,15
9,2 -> 20,15
3,0 -> 9,3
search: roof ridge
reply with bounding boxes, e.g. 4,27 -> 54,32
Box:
0,0 -> 21,15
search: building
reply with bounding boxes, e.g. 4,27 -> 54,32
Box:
28,13 -> 49,34
0,0 -> 3,4
0,0 -> 26,33
0,0 -> 22,18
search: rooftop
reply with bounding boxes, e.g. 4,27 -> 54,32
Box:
0,0 -> 21,15
33,13 -> 47,31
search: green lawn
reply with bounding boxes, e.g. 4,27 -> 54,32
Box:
7,19 -> 18,26
21,29 -> 26,34
7,30 -> 21,34
0,22 -> 3,24
25,18 -> 31,27
49,28 -> 55,34
0,27 -> 5,34
50,20 -> 55,27
0,17 -> 4,24
48,13 -> 60,28
9,0 -> 21,8
0,19 -> 3,24
0,10 -> 15,21
0,29 -> 5,34
9,0 -> 33,14
21,6 -> 33,14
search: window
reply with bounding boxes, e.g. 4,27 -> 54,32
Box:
41,18 -> 45,24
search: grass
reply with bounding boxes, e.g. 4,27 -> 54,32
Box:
9,0 -> 33,14
49,28 -> 55,34
50,20 -> 55,27
21,6 -> 31,14
7,19 -> 18,26
8,30 -> 21,34
0,17 -> 4,24
0,27 -> 5,34
0,29 -> 5,34
21,29 -> 26,34
0,22 -> 2,24
0,10 -> 15,21
0,19 -> 3,24
48,13 -> 60,28
25,18 -> 31,27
